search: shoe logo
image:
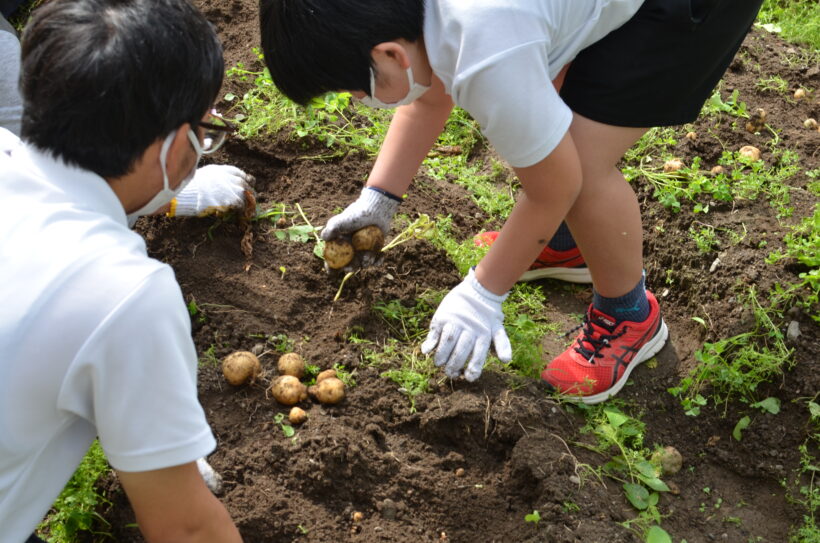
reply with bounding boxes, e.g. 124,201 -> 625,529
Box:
614,305 -> 641,314
595,315 -> 616,327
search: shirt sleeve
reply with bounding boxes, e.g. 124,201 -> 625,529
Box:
58,266 -> 216,472
452,42 -> 573,168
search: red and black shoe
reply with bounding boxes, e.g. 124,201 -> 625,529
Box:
541,291 -> 668,404
474,231 -> 592,283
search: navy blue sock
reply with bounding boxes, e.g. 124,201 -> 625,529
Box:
593,274 -> 650,324
547,222 -> 576,251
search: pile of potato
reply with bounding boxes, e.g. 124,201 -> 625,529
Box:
221,350 -> 346,424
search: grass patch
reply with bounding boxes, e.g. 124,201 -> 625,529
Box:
37,441 -> 111,543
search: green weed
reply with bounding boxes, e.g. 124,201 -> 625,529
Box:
38,441 -> 111,542
669,287 -> 794,415
574,402 -> 672,542
758,0 -> 820,49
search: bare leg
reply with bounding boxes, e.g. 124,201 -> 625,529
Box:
564,113 -> 649,298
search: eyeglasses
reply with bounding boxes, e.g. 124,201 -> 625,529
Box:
196,110 -> 234,154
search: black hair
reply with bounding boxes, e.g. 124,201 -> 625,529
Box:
19,0 -> 224,178
259,0 -> 424,105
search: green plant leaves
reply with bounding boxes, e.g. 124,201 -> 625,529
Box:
752,397 -> 781,414
733,416 -> 751,441
624,483 -> 658,510
646,525 -> 673,543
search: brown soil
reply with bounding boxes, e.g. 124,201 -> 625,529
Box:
101,3 -> 819,542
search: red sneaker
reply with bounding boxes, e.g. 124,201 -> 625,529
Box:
541,291 -> 668,404
474,231 -> 592,283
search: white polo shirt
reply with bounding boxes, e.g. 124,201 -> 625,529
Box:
424,0 -> 644,167
0,129 -> 216,542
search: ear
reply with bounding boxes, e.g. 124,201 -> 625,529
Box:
164,123 -> 196,185
370,41 -> 411,70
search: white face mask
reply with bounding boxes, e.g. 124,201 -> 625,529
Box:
357,66 -> 430,109
127,128 -> 203,223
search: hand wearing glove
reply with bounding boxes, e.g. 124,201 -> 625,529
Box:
321,186 -> 402,241
421,268 -> 512,382
169,164 -> 253,217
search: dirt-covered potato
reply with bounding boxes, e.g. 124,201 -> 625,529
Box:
651,446 -> 684,475
663,159 -> 684,173
308,376 -> 346,404
709,165 -> 725,176
323,239 -> 355,269
270,375 -> 308,406
739,145 -> 761,161
316,368 -> 337,383
794,88 -> 806,100
351,225 -> 385,252
278,352 -> 306,379
745,107 -> 767,133
222,351 -> 261,386
288,406 -> 307,425
804,118 -> 818,130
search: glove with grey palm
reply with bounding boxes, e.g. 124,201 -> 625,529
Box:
321,186 -> 401,270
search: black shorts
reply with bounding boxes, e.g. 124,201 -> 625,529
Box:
560,0 -> 764,127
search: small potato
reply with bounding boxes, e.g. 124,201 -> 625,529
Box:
270,375 -> 308,406
794,88 -> 806,100
651,446 -> 684,475
351,225 -> 385,252
663,159 -> 684,173
804,118 -> 818,130
316,368 -> 337,383
288,406 -> 307,425
684,131 -> 697,142
324,239 -> 355,270
222,351 -> 261,386
308,376 -> 346,405
709,165 -> 725,176
739,145 -> 761,161
745,108 -> 767,134
278,352 -> 306,379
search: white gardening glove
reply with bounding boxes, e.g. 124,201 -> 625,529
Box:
170,164 -> 253,217
320,186 -> 401,241
196,457 -> 223,494
421,268 -> 512,382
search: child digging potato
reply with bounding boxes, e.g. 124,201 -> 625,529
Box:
259,0 -> 763,404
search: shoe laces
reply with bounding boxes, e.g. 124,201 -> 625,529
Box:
565,315 -> 627,364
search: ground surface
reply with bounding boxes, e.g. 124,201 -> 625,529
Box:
101,3 -> 818,542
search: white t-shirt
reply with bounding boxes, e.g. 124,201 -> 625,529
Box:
424,0 -> 644,167
0,129 -> 216,542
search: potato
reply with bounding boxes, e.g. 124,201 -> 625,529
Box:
663,159 -> 684,173
316,368 -> 337,383
745,108 -> 767,134
684,131 -> 697,142
270,375 -> 308,406
794,88 -> 806,100
351,225 -> 385,252
651,446 -> 683,475
804,118 -> 818,130
278,352 -> 306,378
308,376 -> 346,404
323,239 -> 355,269
739,145 -> 761,161
221,351 -> 261,386
288,406 -> 307,425
709,165 -> 725,176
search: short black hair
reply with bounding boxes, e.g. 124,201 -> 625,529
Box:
259,0 -> 424,105
20,0 -> 224,179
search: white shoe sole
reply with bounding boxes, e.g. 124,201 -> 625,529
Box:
520,266 -> 592,283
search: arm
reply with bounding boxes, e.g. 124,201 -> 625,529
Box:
117,462 -> 242,543
474,130 -> 582,295
366,75 -> 454,196
421,130 -> 582,381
